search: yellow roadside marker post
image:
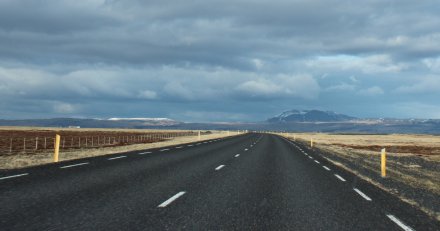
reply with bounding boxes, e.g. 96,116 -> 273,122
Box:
310,138 -> 314,148
381,148 -> 387,177
54,134 -> 60,162
198,131 -> 201,141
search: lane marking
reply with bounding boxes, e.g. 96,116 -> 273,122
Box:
138,151 -> 152,155
108,156 -> 127,160
244,148 -> 248,151
235,154 -> 240,158
60,162 -> 89,169
0,173 -> 29,180
187,144 -> 193,147
158,191 -> 186,208
308,156 -> 313,159
175,146 -> 183,149
334,174 -> 346,182
215,165 -> 225,171
386,214 -> 414,231
323,166 -> 331,171
160,149 -> 170,152
314,160 -> 320,164
353,188 -> 372,201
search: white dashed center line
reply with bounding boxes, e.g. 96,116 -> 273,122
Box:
353,188 -> 372,201
308,156 -> 313,159
314,160 -> 320,164
158,191 -> 186,208
60,162 -> 89,169
160,149 -> 170,152
235,154 -> 240,158
386,214 -> 414,231
175,146 -> 183,149
0,173 -> 29,180
215,165 -> 225,171
187,144 -> 193,147
323,166 -> 331,171
108,156 -> 127,160
138,151 -> 152,155
334,174 -> 346,182
244,148 -> 248,151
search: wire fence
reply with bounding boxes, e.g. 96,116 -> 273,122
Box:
0,131 -> 199,155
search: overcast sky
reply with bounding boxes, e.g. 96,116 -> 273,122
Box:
1,0 -> 439,122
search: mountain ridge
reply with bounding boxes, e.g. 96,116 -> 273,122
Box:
267,109 -> 357,123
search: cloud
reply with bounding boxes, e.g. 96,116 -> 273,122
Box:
358,86 -> 384,96
235,74 -> 320,99
53,102 -> 76,113
395,76 -> 440,94
137,90 -> 157,100
1,0 -> 440,120
305,54 -> 407,74
325,83 -> 356,92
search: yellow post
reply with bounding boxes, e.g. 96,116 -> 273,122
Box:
198,131 -> 201,141
381,148 -> 386,177
310,138 -> 314,147
54,134 -> 60,162
293,135 -> 296,141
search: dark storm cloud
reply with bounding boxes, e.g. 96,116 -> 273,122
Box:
0,0 -> 440,121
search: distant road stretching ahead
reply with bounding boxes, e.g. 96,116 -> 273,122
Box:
0,134 -> 439,230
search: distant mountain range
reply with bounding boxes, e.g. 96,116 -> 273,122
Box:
0,110 -> 439,134
0,117 -> 181,128
267,110 -> 356,123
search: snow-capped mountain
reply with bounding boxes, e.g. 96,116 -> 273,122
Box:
267,110 -> 357,123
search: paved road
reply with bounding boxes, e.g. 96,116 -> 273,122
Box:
0,133 -> 438,230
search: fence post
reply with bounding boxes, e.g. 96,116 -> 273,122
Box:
198,131 -> 201,141
54,134 -> 60,162
310,138 -> 314,147
381,148 -> 387,177
35,137 -> 39,150
44,137 -> 47,149
23,138 -> 26,152
9,138 -> 12,153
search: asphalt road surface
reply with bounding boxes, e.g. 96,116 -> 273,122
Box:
1,133 -> 439,230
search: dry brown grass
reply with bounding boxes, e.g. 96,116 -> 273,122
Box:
0,129 -> 236,170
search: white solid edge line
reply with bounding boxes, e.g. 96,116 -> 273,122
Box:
158,191 -> 186,208
353,188 -> 372,201
60,162 -> 89,169
215,165 -> 225,170
334,174 -> 346,182
0,173 -> 29,180
235,154 -> 240,157
108,156 -> 127,160
314,160 -> 320,164
386,214 -> 415,231
138,151 -> 152,155
323,166 -> 331,171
